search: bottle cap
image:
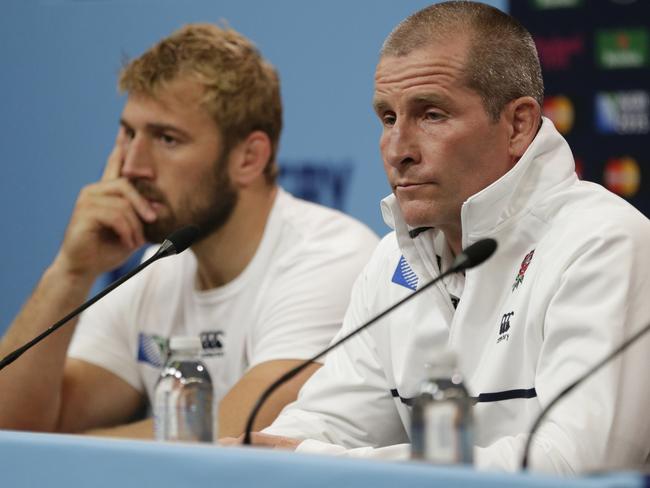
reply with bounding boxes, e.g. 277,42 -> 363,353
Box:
431,349 -> 458,367
169,336 -> 202,352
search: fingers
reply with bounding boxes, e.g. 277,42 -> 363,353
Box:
99,179 -> 157,224
218,436 -> 243,447
249,433 -> 301,450
102,129 -> 126,182
85,192 -> 147,250
58,177 -> 159,276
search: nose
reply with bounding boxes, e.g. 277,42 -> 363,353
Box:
120,133 -> 155,180
381,120 -> 420,169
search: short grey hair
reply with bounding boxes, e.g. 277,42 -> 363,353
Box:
381,1 -> 544,121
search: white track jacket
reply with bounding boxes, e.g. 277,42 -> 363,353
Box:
264,118 -> 650,473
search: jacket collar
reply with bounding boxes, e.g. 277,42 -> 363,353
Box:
380,117 -> 577,270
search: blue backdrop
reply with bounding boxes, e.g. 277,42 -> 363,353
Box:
0,0 -> 505,334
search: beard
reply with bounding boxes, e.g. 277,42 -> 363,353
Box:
132,150 -> 238,245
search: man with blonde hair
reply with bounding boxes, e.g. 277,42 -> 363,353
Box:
0,24 -> 377,438
252,1 -> 650,474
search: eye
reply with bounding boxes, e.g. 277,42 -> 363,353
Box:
123,126 -> 135,140
159,133 -> 178,147
381,112 -> 396,127
425,111 -> 445,121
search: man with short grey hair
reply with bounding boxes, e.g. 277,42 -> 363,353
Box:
241,1 -> 650,474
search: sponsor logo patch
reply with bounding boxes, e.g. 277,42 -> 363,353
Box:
497,312 -> 515,344
137,330 -> 225,366
391,255 -> 418,291
137,333 -> 169,368
512,250 -> 535,292
200,330 -> 225,357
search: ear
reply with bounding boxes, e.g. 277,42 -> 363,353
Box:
229,131 -> 272,186
504,96 -> 541,162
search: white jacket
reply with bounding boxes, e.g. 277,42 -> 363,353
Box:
264,118 -> 650,474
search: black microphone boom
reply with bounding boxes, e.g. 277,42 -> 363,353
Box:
155,224 -> 200,257
453,237 -> 497,270
0,225 -> 199,372
242,238 -> 498,445
520,320 -> 650,470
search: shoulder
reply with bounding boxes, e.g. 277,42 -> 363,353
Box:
272,190 -> 380,261
537,180 -> 650,255
353,231 -> 404,289
278,191 -> 378,240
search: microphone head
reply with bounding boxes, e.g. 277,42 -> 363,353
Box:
156,225 -> 200,257
452,238 -> 497,272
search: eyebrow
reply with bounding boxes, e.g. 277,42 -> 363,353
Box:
372,93 -> 450,115
119,119 -> 192,139
372,98 -> 390,116
410,94 -> 448,108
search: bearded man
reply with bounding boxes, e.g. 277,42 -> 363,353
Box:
0,24 -> 378,438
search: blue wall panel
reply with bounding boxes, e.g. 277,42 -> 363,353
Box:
0,0 -> 505,334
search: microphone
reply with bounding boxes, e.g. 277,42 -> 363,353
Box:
520,320 -> 650,470
242,237 -> 498,445
153,224 -> 200,257
0,225 -> 200,372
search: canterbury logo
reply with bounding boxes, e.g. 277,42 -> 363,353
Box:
497,312 -> 514,344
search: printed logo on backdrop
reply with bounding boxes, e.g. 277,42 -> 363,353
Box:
278,161 -> 354,211
604,156 -> 641,198
535,35 -> 585,71
596,29 -> 649,69
574,157 -> 585,180
595,91 -> 649,134
530,0 -> 583,9
543,96 -> 575,134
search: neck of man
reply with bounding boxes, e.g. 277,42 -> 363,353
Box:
440,223 -> 463,258
191,183 -> 278,290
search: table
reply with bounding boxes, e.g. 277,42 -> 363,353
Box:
0,430 -> 644,488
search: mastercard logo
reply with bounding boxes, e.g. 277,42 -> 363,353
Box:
574,157 -> 584,179
543,96 -> 575,134
603,157 -> 641,197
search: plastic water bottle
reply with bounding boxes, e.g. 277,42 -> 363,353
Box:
154,336 -> 214,442
410,349 -> 474,464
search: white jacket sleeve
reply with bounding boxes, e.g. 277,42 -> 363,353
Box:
476,216 -> 650,473
263,268 -> 409,448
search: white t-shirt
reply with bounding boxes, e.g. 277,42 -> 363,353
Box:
68,188 -> 379,405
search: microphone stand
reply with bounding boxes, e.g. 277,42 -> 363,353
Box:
0,225 -> 198,372
243,238 -> 497,445
521,320 -> 650,470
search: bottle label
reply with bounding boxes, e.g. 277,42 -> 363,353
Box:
424,402 -> 459,463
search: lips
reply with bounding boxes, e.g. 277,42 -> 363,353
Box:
394,182 -> 433,190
